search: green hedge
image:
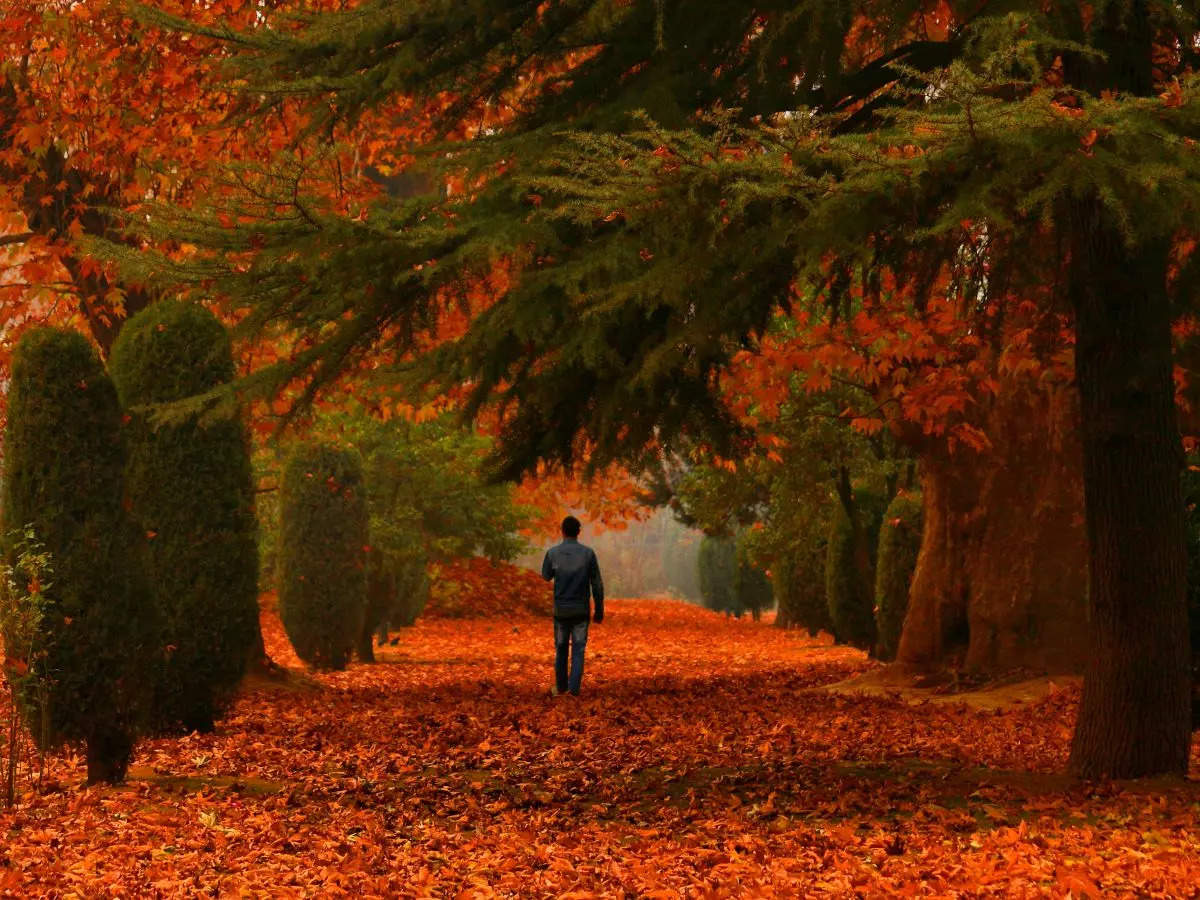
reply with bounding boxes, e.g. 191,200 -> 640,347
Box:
279,443 -> 368,669
874,492 -> 924,662
734,536 -> 773,622
2,328 -> 158,783
825,491 -> 886,651
110,301 -> 260,733
358,548 -> 428,660
698,536 -> 737,614
773,538 -> 831,636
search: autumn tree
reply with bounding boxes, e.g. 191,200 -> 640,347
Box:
110,300 -> 260,733
0,1 -> 294,354
2,328 -> 158,783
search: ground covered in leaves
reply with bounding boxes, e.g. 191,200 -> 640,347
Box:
2,598 -> 1199,897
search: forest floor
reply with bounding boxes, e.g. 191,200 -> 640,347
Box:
1,597 -> 1199,897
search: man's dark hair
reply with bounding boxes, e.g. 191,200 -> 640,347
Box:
561,515 -> 581,538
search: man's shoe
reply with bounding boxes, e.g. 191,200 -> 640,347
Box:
568,689 -> 580,697
550,685 -> 565,697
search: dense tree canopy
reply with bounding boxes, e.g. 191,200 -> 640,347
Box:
107,0 -> 1200,779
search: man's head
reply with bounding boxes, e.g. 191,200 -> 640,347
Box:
561,515 -> 581,539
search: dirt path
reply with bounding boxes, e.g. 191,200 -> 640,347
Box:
1,597 -> 1197,896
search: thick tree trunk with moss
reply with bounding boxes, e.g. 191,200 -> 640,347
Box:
1065,209 -> 1191,779
897,380 -> 1089,674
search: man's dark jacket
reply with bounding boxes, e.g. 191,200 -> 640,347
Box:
541,538 -> 604,621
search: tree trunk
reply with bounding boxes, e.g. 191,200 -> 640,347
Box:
357,620 -> 377,664
1065,202 -> 1191,779
897,379 -> 1089,673
243,617 -> 286,679
1055,0 -> 1193,779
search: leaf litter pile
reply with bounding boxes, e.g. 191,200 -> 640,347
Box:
1,598 -> 1198,896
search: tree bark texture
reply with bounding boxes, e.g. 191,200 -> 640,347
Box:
1066,202 -> 1191,779
897,379 -> 1089,674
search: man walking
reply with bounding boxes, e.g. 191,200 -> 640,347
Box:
541,516 -> 604,696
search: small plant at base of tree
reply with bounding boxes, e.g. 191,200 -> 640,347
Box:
0,527 -> 55,806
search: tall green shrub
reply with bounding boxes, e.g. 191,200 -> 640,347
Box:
698,536 -> 737,614
825,491 -> 886,652
2,328 -> 158,783
734,536 -> 773,622
773,538 -> 832,636
110,301 -> 260,733
874,492 -> 924,662
279,443 -> 368,669
359,547 -> 427,659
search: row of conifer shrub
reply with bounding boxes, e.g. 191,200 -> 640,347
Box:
3,303 -> 259,783
697,534 -> 773,620
774,490 -> 923,661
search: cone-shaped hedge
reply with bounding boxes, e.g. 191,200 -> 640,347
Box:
698,536 -> 737,614
773,539 -> 832,636
279,443 -> 367,669
2,328 -> 158,783
391,555 -> 430,628
734,537 -> 773,622
874,492 -> 924,662
110,301 -> 260,733
359,547 -> 428,661
825,491 -> 886,651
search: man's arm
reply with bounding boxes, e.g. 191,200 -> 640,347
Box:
541,547 -> 555,582
589,550 -> 605,622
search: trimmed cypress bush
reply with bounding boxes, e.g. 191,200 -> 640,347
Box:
359,549 -> 395,663
874,492 -> 924,662
359,549 -> 430,659
734,537 -> 773,622
825,491 -> 886,651
773,537 -> 832,636
2,327 -> 158,783
698,536 -> 737,614
279,443 -> 368,669
390,552 -> 430,628
110,300 -> 260,733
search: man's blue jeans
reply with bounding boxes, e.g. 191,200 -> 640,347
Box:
554,617 -> 589,695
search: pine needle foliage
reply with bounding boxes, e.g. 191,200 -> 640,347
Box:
110,301 -> 260,734
2,328 -> 158,783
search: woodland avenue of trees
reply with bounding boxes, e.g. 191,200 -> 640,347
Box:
0,0 -> 1198,894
